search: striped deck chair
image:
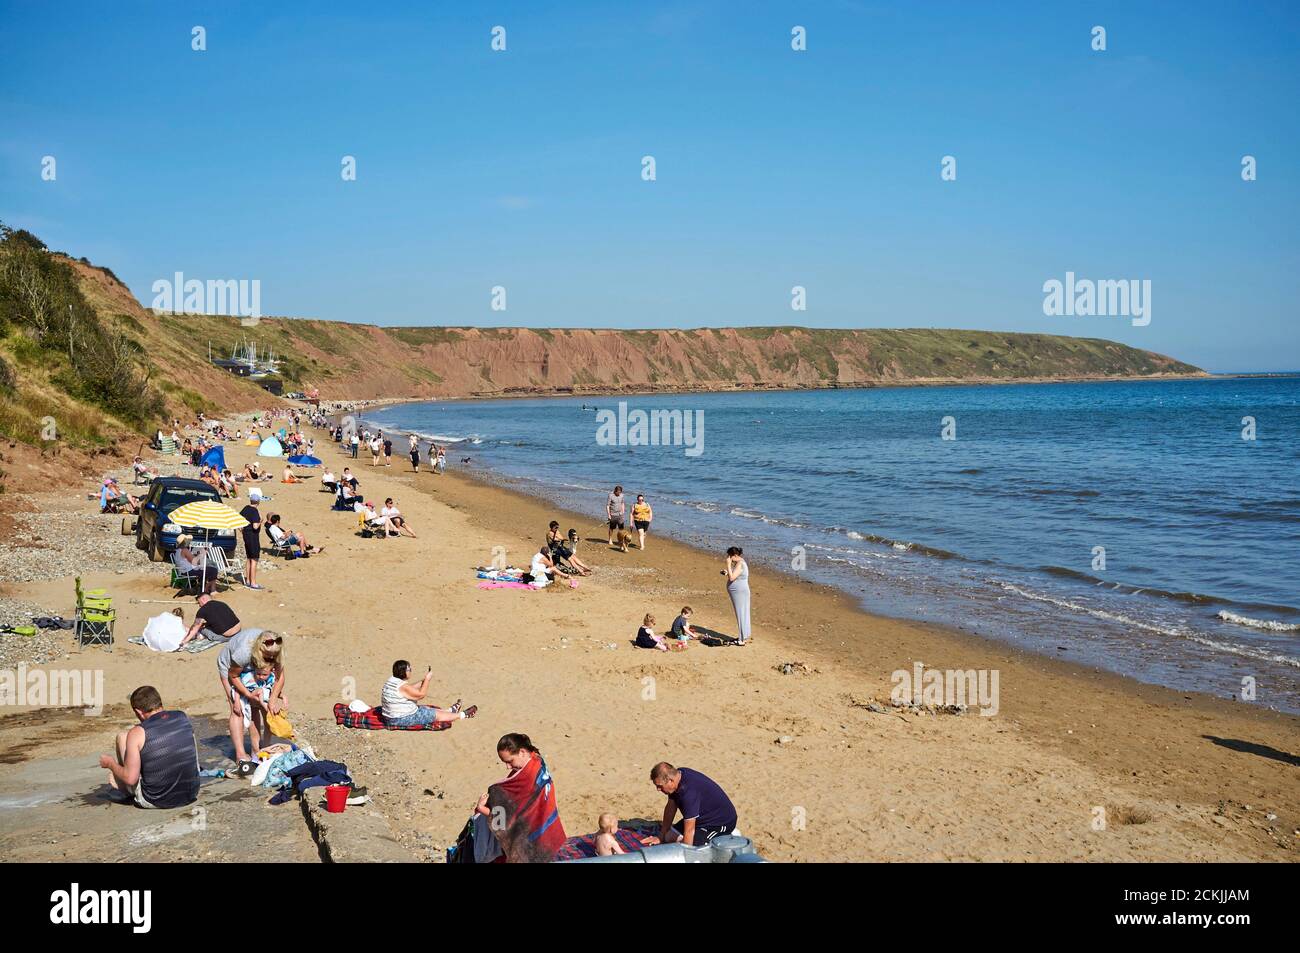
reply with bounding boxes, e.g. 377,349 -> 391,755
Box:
206,545 -> 244,586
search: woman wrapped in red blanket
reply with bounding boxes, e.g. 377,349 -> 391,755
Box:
472,733 -> 567,863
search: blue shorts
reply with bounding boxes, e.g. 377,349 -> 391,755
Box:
384,706 -> 439,727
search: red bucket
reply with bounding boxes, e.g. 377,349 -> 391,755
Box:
324,784 -> 351,813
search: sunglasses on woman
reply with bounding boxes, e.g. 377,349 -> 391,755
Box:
263,637 -> 282,646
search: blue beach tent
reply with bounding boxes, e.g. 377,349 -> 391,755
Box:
199,446 -> 227,472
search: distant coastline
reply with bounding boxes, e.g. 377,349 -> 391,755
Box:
327,371 -> 1223,416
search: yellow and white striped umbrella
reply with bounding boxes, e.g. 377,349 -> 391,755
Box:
167,500 -> 249,530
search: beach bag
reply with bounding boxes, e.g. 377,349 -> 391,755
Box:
266,710 -> 295,739
448,817 -> 477,864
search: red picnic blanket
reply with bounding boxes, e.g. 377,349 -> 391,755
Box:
332,702 -> 453,731
555,827 -> 647,861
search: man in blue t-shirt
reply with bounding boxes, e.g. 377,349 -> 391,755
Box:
651,762 -> 738,847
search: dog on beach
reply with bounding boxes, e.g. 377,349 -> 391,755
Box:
613,528 -> 635,552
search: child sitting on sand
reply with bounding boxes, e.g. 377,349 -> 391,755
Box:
670,606 -> 697,644
635,614 -> 683,652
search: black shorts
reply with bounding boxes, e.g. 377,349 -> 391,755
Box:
245,540 -> 261,559
673,819 -> 735,846
634,520 -> 650,531
608,518 -> 625,530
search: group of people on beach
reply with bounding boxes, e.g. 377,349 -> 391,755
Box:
605,484 -> 654,551
452,734 -> 740,861
95,402 -> 751,860
329,425 -> 447,477
102,599 -> 285,804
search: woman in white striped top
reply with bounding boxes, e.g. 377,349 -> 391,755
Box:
381,660 -> 477,727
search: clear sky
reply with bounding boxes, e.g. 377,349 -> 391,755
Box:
2,1 -> 1296,372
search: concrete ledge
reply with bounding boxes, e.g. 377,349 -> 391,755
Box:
299,791 -> 411,863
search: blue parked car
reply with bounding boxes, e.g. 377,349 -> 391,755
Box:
133,477 -> 239,562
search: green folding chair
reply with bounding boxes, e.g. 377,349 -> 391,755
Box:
74,576 -> 114,651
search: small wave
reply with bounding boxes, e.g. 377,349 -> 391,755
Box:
1037,568 -> 1242,608
1215,508 -> 1300,524
1040,565 -> 1104,584
1024,487 -> 1102,499
996,582 -> 1300,668
957,468 -> 984,475
671,500 -> 721,514
1216,611 -> 1300,633
728,507 -> 807,529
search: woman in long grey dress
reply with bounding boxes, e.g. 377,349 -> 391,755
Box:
724,546 -> 751,645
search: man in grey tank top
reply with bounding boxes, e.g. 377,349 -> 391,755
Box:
99,685 -> 200,809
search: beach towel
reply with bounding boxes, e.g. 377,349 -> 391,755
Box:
555,828 -> 647,861
476,581 -> 537,591
332,702 -> 452,731
128,632 -> 222,653
476,567 -> 527,581
486,752 -> 567,863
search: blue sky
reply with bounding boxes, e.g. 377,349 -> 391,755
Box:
1,1 -> 1296,372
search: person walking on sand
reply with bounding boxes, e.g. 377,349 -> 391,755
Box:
239,495 -> 263,590
606,485 -> 627,546
383,435 -> 393,466
724,546 -> 751,645
632,494 -> 653,550
350,431 -> 360,458
408,435 -> 420,473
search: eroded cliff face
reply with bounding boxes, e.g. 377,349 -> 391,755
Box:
226,323 -> 1203,401
70,260 -> 1204,403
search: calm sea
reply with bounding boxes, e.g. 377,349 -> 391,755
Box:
364,377 -> 1300,712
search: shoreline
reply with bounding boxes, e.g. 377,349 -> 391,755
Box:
0,412 -> 1295,861
336,371 -> 1226,413
351,392 -> 1300,717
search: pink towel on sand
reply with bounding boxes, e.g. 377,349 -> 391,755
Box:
477,580 -> 537,590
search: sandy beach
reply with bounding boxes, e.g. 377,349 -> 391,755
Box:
0,411 -> 1295,863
